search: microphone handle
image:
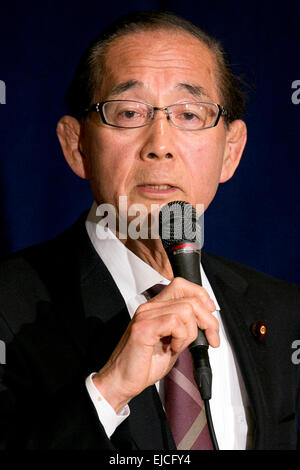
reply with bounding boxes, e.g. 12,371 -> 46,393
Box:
167,249 -> 208,348
167,248 -> 212,400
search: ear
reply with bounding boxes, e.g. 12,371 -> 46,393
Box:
219,120 -> 247,183
56,116 -> 88,179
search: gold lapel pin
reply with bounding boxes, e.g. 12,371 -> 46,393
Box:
251,321 -> 267,340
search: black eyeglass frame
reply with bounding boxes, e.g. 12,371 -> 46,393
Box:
85,100 -> 228,130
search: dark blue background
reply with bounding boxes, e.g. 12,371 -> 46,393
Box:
1,0 -> 299,283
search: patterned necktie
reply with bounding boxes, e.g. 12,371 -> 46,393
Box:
146,284 -> 214,450
164,348 -> 213,450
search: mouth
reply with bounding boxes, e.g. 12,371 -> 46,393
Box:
137,183 -> 179,195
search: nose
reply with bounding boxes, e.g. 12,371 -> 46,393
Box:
140,111 -> 175,161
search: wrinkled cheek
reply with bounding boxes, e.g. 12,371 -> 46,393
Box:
90,157 -> 131,207
187,148 -> 224,208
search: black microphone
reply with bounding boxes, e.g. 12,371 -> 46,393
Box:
159,201 -> 212,401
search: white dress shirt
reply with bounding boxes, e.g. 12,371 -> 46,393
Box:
85,202 -> 253,449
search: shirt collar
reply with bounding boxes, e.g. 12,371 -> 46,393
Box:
85,202 -> 219,310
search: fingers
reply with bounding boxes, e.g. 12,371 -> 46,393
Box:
135,278 -> 220,348
138,302 -> 219,349
137,298 -> 218,335
149,277 -> 214,307
131,308 -> 198,354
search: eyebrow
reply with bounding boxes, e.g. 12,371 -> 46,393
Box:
107,80 -> 212,101
176,83 -> 212,101
109,80 -> 142,97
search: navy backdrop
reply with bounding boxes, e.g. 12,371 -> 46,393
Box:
0,0 -> 299,283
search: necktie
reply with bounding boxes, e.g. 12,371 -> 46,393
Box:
164,348 -> 213,450
146,284 -> 214,450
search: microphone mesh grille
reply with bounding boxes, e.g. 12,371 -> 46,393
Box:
159,201 -> 202,250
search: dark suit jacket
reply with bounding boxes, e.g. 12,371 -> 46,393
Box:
0,214 -> 299,450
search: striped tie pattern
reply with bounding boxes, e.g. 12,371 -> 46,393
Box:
164,348 -> 213,450
146,284 -> 213,450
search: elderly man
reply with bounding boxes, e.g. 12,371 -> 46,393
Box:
0,12 -> 299,451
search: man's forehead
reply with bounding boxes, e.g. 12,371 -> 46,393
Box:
98,30 -> 218,101
104,29 -> 215,67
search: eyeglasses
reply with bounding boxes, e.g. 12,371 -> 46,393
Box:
86,100 -> 227,131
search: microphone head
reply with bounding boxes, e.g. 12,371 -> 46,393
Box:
159,201 -> 202,252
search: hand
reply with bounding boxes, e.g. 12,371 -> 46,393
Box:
92,277 -> 219,412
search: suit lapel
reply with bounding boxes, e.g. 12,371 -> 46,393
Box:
48,214 -> 130,365
67,217 -> 174,449
202,252 -> 277,449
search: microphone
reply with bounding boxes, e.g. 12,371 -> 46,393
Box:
158,201 -> 212,401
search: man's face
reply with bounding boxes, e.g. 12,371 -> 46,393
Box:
79,29 -> 244,217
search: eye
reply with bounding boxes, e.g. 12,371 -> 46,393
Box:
174,111 -> 202,123
181,112 -> 199,121
116,107 -> 146,122
103,101 -> 151,127
113,107 -> 145,125
121,110 -> 140,119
